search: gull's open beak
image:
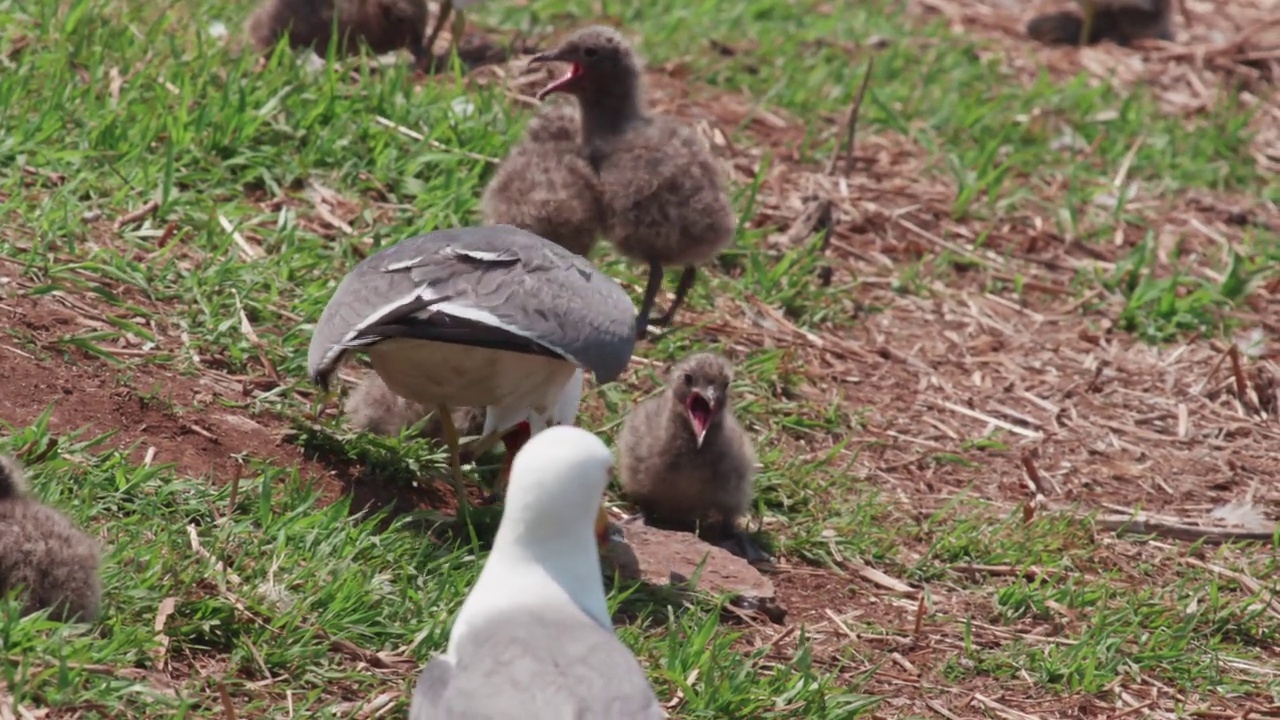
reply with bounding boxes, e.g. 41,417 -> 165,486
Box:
595,505 -> 611,549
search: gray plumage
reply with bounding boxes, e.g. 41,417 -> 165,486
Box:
530,26 -> 735,339
0,455 -> 102,623
481,103 -> 604,258
618,353 -> 754,535
1027,0 -> 1172,46
344,372 -> 485,439
411,606 -> 663,719
409,426 -> 662,720
308,225 -> 636,502
246,0 -> 431,66
308,224 -> 634,393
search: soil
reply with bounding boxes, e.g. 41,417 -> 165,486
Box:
3,3 -> 1278,715
0,292 -> 460,521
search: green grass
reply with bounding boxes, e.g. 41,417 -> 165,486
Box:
2,0 -> 1279,716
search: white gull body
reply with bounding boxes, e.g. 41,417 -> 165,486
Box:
409,426 -> 664,719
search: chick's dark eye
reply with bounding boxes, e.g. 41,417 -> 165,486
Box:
583,47 -> 599,58
682,373 -> 693,386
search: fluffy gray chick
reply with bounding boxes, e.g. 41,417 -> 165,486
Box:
480,102 -> 605,258
618,353 -> 754,539
529,26 -> 735,339
246,0 -> 432,68
0,455 -> 102,623
344,371 -> 486,441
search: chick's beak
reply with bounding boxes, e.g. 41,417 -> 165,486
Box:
686,389 -> 717,449
528,49 -> 564,64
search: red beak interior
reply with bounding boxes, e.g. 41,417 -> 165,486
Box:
686,392 -> 713,441
537,62 -> 582,100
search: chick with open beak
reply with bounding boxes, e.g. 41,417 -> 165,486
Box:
683,376 -> 720,449
616,353 -> 757,554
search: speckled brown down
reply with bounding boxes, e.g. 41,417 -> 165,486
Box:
0,455 -> 102,623
1026,0 -> 1172,46
618,353 -> 754,537
345,372 -> 485,440
246,0 -> 431,67
530,26 -> 735,339
481,103 -> 604,257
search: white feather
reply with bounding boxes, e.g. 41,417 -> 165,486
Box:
446,427 -> 615,656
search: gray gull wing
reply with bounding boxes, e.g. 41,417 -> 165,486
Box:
410,606 -> 663,720
307,225 -> 636,390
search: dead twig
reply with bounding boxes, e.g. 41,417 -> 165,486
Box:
1021,452 -> 1051,496
114,199 -> 160,230
1051,503 -> 1279,544
825,57 -> 875,175
373,115 -> 498,164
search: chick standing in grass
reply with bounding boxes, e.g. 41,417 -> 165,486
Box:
618,353 -> 756,554
246,0 -> 432,69
529,26 -> 735,339
1026,0 -> 1173,47
0,455 -> 102,623
481,103 -> 605,257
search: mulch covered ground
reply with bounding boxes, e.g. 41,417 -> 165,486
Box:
1,1 -> 1277,716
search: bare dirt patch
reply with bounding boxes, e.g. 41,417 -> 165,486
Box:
0,292 -> 324,480
0,285 -> 510,522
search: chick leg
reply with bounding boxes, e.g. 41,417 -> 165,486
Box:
1078,1 -> 1095,45
436,404 -> 471,519
633,260 -> 666,340
408,40 -> 432,71
650,266 -> 697,327
450,7 -> 466,50
424,0 -> 454,56
718,517 -> 770,564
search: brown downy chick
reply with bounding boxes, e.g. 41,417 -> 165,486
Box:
0,455 -> 102,623
480,103 -> 605,257
1027,0 -> 1172,47
529,26 -> 735,340
345,372 -> 485,441
246,0 -> 432,68
618,353 -> 755,544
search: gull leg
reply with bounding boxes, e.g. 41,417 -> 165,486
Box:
423,0 -> 454,57
436,404 -> 470,519
633,260 -> 665,340
650,266 -> 697,327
